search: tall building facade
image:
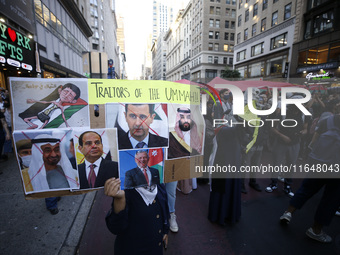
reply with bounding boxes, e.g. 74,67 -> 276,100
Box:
290,0 -> 340,84
165,10 -> 184,81
190,0 -> 236,83
233,0 -> 296,79
151,32 -> 167,80
84,0 -> 121,79
152,0 -> 188,42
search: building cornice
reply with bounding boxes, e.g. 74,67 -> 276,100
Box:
59,0 -> 93,37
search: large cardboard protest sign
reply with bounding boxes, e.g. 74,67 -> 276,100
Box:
10,78 -> 204,199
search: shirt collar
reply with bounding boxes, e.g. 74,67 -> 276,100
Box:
84,157 -> 102,169
128,132 -> 149,148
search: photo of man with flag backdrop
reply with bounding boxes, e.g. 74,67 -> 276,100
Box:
119,148 -> 165,189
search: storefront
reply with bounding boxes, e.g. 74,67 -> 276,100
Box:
0,0 -> 37,89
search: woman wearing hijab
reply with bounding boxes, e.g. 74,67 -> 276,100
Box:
105,177 -> 170,255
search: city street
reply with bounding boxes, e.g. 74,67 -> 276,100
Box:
2,152 -> 338,255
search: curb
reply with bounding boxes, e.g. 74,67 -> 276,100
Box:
58,191 -> 97,255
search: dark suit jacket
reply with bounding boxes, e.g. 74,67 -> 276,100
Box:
106,183 -> 169,255
118,131 -> 168,149
78,157 -> 119,189
124,167 -> 160,189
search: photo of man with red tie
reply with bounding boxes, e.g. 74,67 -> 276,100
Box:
124,150 -> 160,189
77,131 -> 118,189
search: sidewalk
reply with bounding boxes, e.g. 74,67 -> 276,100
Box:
0,153 -> 95,255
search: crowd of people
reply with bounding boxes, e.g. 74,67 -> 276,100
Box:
203,86 -> 340,244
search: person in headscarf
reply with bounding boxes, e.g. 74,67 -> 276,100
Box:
105,176 -> 169,254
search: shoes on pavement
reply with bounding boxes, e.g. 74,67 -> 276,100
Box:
249,182 -> 262,192
306,227 -> 332,243
277,175 -> 285,183
49,208 -> 59,215
283,186 -> 294,198
169,213 -> 179,232
265,184 -> 277,193
280,211 -> 292,225
241,184 -> 247,194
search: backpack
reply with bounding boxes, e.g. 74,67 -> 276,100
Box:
309,116 -> 340,164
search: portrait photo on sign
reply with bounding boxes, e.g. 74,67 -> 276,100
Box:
13,129 -> 80,194
73,128 -> 119,190
119,148 -> 164,190
10,77 -> 90,131
105,103 -> 169,150
167,104 -> 205,159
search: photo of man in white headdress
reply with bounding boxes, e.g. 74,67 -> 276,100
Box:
168,105 -> 204,159
19,132 -> 79,193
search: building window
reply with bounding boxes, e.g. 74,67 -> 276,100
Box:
224,44 -> 229,51
226,0 -> 230,3
214,43 -> 219,51
272,11 -> 278,27
209,19 -> 214,27
216,7 -> 221,15
224,32 -> 229,40
236,50 -> 246,61
209,43 -> 213,50
261,18 -> 266,31
225,20 -> 229,28
245,9 -> 249,22
214,56 -> 219,64
226,8 -> 230,16
231,21 -> 235,29
230,44 -> 234,52
270,33 -> 287,50
223,57 -> 228,64
209,31 -> 213,39
238,15 -> 242,27
230,33 -> 235,41
284,3 -> 292,20
263,0 -> 268,10
239,0 -> 242,9
232,9 -> 236,17
210,6 -> 214,14
229,57 -> 233,65
273,0 -> 278,3
313,10 -> 334,35
237,32 -> 241,44
208,56 -> 213,63
304,20 -> 312,39
251,42 -> 264,56
206,70 -> 217,78
266,56 -> 286,76
232,0 -> 236,5
253,3 -> 258,16
329,42 -> 340,62
244,28 -> 248,40
216,19 -> 220,27
252,23 -> 257,36
215,31 -> 220,39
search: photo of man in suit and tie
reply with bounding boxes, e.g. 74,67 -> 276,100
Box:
124,150 -> 160,189
118,104 -> 168,149
77,131 -> 118,189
